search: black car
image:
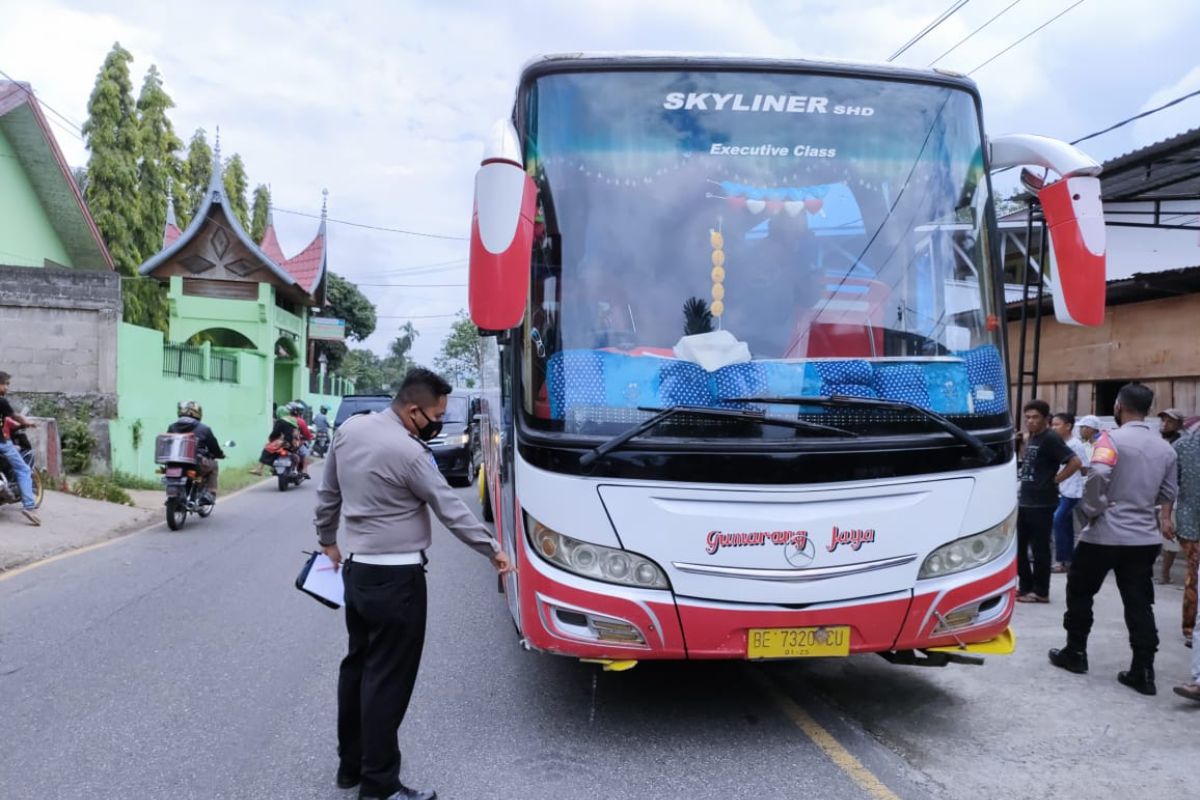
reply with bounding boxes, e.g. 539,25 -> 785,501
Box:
428,393 -> 475,487
332,394 -> 393,429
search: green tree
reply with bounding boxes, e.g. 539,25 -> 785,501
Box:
178,128 -> 212,228
223,153 -> 250,230
314,273 -> 378,372
341,349 -> 387,394
434,310 -> 481,388
134,64 -> 182,262
381,323 -> 420,394
249,184 -> 271,242
82,42 -> 140,274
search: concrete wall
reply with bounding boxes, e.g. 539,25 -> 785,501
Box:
0,127 -> 73,268
0,264 -> 119,469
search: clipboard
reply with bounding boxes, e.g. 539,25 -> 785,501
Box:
296,551 -> 344,609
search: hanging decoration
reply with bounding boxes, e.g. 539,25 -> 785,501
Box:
705,180 -> 832,217
710,226 -> 725,320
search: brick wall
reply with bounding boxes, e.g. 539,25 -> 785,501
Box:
0,265 -> 120,470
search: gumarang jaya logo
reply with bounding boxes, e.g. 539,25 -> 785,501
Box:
705,527 -> 877,560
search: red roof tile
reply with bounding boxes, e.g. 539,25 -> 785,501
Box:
282,232 -> 325,294
259,224 -> 286,264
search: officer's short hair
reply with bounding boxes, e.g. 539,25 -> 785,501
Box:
1052,412 -> 1075,427
0,371 -> 10,385
1023,399 -> 1050,418
396,368 -> 453,407
1117,383 -> 1154,415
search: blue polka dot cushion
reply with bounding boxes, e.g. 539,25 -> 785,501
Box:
547,350 -> 605,419
961,345 -> 1006,415
658,360 -> 714,407
873,363 -> 931,407
814,360 -> 878,399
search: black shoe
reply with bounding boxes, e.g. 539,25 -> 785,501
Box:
336,768 -> 360,789
363,785 -> 437,800
1117,667 -> 1157,696
1048,647 -> 1089,674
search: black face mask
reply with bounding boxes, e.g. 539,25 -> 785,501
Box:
414,407 -> 443,442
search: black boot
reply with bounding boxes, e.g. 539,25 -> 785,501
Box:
1048,647 -> 1089,674
1117,665 -> 1157,696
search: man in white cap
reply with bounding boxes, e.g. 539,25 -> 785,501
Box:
1159,408 -> 1185,445
1078,415 -> 1102,464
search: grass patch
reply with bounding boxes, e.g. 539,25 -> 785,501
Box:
71,475 -> 135,506
112,470 -> 163,491
219,465 -> 271,495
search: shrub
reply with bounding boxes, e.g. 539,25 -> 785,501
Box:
111,470 -> 162,491
71,475 -> 134,506
59,417 -> 97,474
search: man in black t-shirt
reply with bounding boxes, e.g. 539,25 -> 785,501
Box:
1017,399 -> 1082,602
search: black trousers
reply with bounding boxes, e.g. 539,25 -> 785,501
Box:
1063,541 -> 1160,667
1017,505 -> 1055,597
338,561 -> 428,798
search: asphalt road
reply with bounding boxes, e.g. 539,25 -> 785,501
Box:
0,465 -> 932,800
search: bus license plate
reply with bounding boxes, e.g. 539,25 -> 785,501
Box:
747,626 -> 851,659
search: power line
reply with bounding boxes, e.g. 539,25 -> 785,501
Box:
272,205 -> 469,241
1070,87 -> 1200,146
0,66 -> 85,142
354,282 -> 466,288
928,0 -> 1024,67
887,0 -> 972,62
967,0 -> 1089,75
375,313 -> 463,319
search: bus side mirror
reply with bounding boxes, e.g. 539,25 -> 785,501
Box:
1038,176 -> 1105,327
469,154 -> 536,334
990,133 -> 1107,328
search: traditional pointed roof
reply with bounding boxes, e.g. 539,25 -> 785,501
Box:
141,133 -> 326,306
163,179 -> 182,248
0,80 -> 113,270
276,189 -> 327,296
258,201 -> 286,263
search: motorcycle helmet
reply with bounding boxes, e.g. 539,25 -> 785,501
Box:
319,405 -> 329,414
178,400 -> 203,420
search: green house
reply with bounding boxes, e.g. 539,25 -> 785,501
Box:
110,141 -> 349,477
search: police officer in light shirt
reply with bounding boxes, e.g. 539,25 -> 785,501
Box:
315,368 -> 514,800
1049,383 -> 1178,696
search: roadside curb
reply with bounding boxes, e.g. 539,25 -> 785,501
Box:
0,473 -> 276,581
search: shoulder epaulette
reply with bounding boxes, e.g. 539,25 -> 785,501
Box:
1091,431 -> 1118,466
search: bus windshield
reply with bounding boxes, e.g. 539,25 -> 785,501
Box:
521,69 -> 1006,439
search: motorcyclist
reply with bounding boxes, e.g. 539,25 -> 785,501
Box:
166,400 -> 225,503
0,370 -> 40,526
313,405 -> 331,456
314,405 -> 331,435
289,402 -> 315,479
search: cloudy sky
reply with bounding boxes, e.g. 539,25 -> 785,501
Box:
3,0 -> 1198,365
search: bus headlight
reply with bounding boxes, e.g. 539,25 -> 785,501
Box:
525,513 -> 669,590
918,511 -> 1016,580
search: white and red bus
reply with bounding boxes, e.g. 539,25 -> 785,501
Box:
469,54 -> 1105,669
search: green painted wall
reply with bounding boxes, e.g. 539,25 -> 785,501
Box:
0,127 -> 73,267
110,323 -> 271,479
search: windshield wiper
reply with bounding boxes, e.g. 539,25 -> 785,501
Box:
578,405 -> 855,468
730,395 -> 996,462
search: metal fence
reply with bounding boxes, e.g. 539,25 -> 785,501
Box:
211,353 -> 239,383
162,345 -> 240,383
162,344 -> 205,380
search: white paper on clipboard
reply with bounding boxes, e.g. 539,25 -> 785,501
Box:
301,553 -> 345,607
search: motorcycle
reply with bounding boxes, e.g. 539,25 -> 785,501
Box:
0,424 -> 44,512
155,434 -> 235,531
273,451 -> 306,492
312,429 -> 330,458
